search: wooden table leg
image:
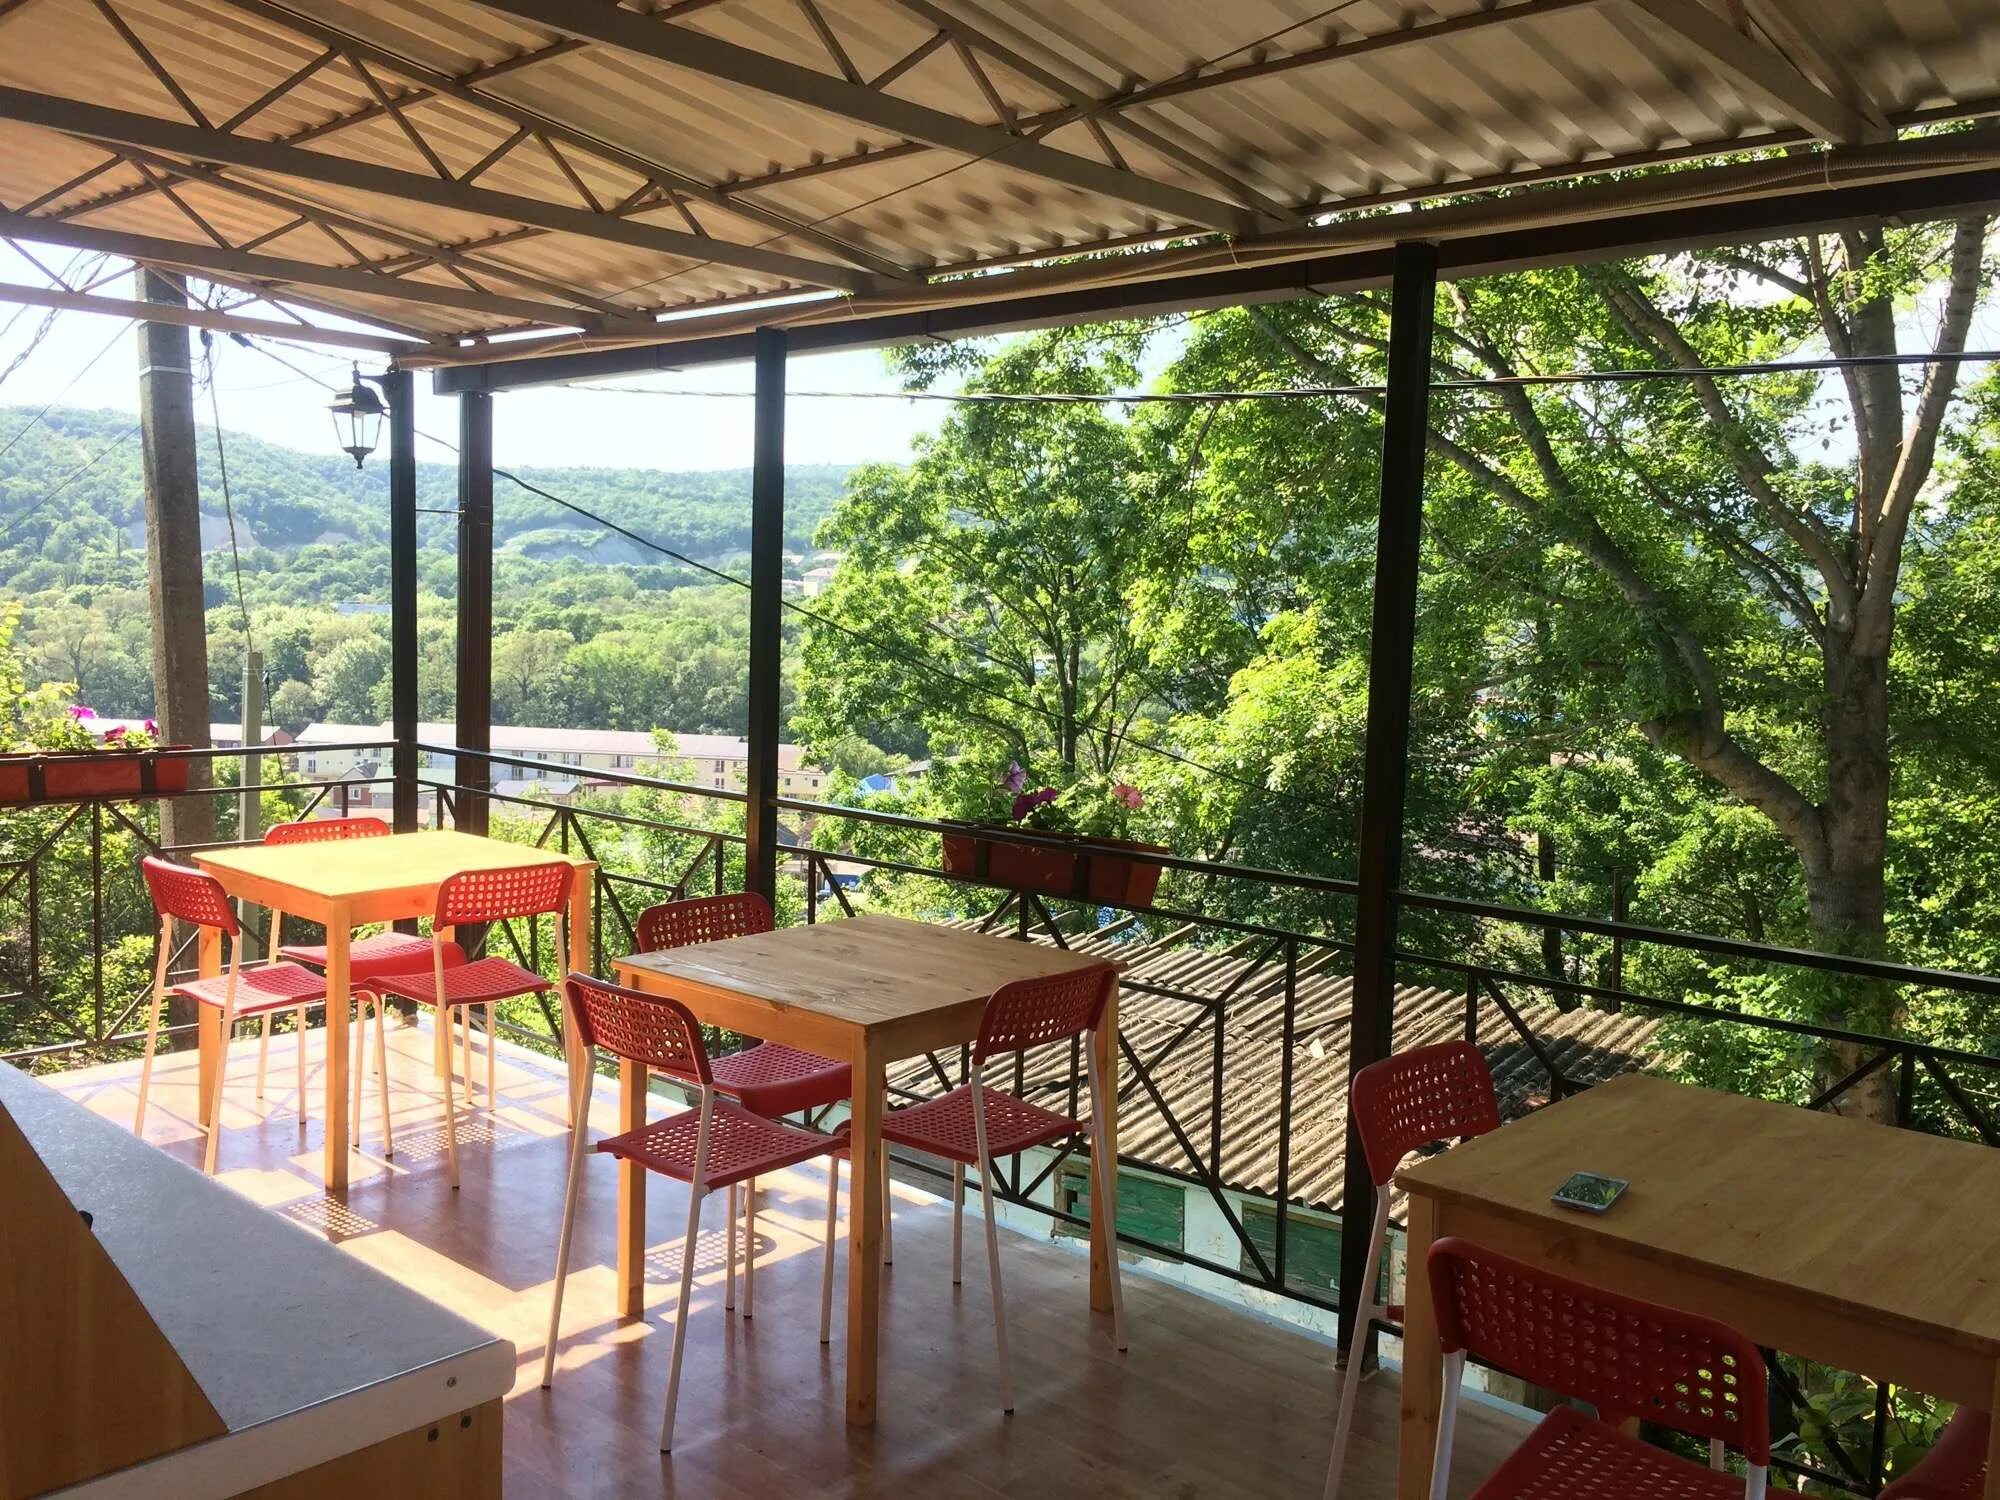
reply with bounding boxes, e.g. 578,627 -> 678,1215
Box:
563,864 -> 593,1129
1089,979 -> 1119,1315
615,1057 -> 647,1317
845,1045 -> 887,1426
321,907 -> 351,1196
196,924 -> 223,1130
1396,1192 -> 1443,1500
432,926 -> 452,1081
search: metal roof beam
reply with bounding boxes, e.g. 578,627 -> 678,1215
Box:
0,209 -> 611,329
216,0 -> 913,281
467,0 -> 1279,237
430,161 -> 2000,391
0,278 -> 425,352
1624,0 -> 1885,143
0,85 -> 888,293
90,145 -> 640,319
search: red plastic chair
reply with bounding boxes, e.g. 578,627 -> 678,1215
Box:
879,962 -> 1123,1412
262,816 -> 468,1159
1881,1411 -> 1991,1498
1427,1237 -> 1771,1500
372,860 -> 572,1188
541,974 -> 843,1453
1325,1041 -> 1502,1499
135,857 -> 331,1174
634,892 -> 852,1319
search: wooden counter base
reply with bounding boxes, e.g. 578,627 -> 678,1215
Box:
238,1399 -> 501,1500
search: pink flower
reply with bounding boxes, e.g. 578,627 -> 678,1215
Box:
1112,782 -> 1143,810
143,718 -> 158,735
102,725 -> 126,743
67,705 -> 95,720
1002,761 -> 1027,795
1011,787 -> 1058,820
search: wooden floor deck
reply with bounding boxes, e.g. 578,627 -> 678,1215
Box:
46,1015 -> 1529,1498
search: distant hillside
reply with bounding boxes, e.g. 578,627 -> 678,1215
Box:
0,404 -> 854,568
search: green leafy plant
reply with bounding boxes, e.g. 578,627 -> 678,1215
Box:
988,761 -> 1147,842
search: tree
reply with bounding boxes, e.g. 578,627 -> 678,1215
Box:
1230,214 -> 1994,1116
313,635 -> 393,723
796,330 -> 1192,790
268,678 -> 318,733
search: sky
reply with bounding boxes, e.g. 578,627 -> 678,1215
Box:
0,243 -> 947,471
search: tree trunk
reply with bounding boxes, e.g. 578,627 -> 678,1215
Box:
136,270 -> 213,1047
1805,635 -> 1899,1121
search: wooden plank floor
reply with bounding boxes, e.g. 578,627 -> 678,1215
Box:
47,1015 -> 1530,1498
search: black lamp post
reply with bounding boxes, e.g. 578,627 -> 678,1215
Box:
329,366 -> 388,468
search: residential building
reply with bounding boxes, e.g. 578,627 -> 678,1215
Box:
286,723 -> 829,798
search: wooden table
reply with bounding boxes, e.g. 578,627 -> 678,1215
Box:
614,913 -> 1119,1426
1394,1073 -> 2000,1499
2,1062 -> 512,1497
194,830 -> 594,1195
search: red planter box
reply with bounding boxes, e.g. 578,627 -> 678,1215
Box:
939,824 -> 1167,907
0,748 -> 192,804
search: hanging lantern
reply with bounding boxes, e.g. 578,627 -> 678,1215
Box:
329,367 -> 387,469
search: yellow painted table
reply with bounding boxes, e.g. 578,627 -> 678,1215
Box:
195,830 -> 595,1195
1395,1074 -> 2000,1500
615,914 -> 1118,1427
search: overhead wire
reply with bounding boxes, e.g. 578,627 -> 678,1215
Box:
567,347 -> 2000,405
197,326 -> 254,649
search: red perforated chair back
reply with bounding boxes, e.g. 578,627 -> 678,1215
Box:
1429,1237 -> 1770,1463
436,861 -> 573,926
634,891 -> 773,953
1349,1040 -> 1501,1188
140,856 -> 239,936
265,815 -> 391,844
973,963 -> 1117,1064
563,972 -> 711,1085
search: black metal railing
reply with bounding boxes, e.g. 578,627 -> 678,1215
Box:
0,741 -> 395,1065
6,742 -> 1994,1494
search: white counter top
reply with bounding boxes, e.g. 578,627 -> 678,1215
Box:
0,1063 -> 515,1497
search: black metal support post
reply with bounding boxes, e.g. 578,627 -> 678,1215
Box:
456,391 -> 494,842
385,368 -> 419,835
1338,240 -> 1439,1366
744,327 -> 786,904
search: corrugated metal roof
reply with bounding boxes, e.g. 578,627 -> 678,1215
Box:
2,0 -> 1996,363
890,922 -> 1660,1213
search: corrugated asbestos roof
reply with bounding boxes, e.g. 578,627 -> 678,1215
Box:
890,922 -> 1661,1213
2,0 -> 1997,368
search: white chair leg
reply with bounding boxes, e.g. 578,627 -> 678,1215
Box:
882,1147 -> 894,1266
1322,1196 -> 1393,1500
820,1157 -> 840,1344
661,1090 -> 714,1453
1085,1045 -> 1127,1352
440,1024 -> 462,1190
295,1005 -> 308,1128
134,931 -> 168,1134
540,1068 -> 595,1389
951,1164 -> 965,1285
742,1176 -> 757,1320
203,1004 -> 235,1175
969,1078 -> 1014,1414
1429,1351 -> 1466,1500
351,997 -> 368,1142
255,1012 -> 271,1101
460,1004 -> 474,1108
725,1182 -> 738,1311
373,998 -> 394,1159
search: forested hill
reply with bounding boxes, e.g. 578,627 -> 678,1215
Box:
0,404 -> 853,579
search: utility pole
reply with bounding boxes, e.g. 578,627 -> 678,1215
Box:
137,269 -> 213,1039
